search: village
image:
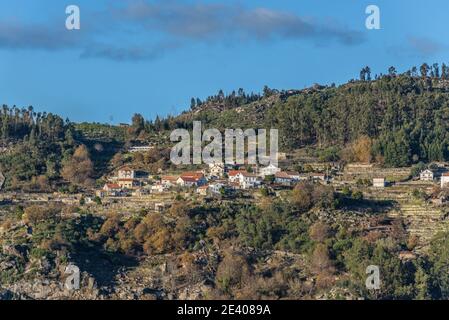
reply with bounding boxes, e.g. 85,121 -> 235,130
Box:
77,156 -> 449,249
3,141 -> 449,254
94,157 -> 449,201
4,156 -> 449,209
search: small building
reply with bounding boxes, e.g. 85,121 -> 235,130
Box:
151,183 -> 168,193
118,166 -> 136,179
228,170 -> 245,183
275,172 -> 295,186
103,183 -> 121,192
132,188 -> 150,197
277,152 -> 287,160
209,182 -> 225,195
373,178 -> 386,188
208,163 -> 225,178
420,169 -> 434,181
161,176 -> 179,188
285,171 -> 303,181
259,164 -> 281,178
177,172 -> 207,188
117,178 -> 139,189
441,173 -> 449,188
129,145 -> 154,153
311,173 -> 328,183
95,190 -> 107,198
196,185 -> 209,196
239,172 -> 262,189
228,170 -> 261,189
102,183 -> 121,196
275,171 -> 303,185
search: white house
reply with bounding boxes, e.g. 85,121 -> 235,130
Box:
196,185 -> 209,196
441,173 -> 449,188
177,172 -> 207,188
243,173 -> 260,189
209,182 -> 225,194
129,145 -> 154,153
161,176 -> 179,188
132,188 -> 150,197
227,170 -> 261,189
151,183 -> 168,193
118,167 -> 136,179
238,172 -> 261,189
259,164 -> 281,178
420,169 -> 434,181
228,170 -> 245,183
274,172 -> 299,186
311,173 -> 327,182
117,178 -> 139,189
103,183 -> 121,192
285,172 -> 303,181
373,178 -> 386,188
208,163 -> 225,178
102,183 -> 121,196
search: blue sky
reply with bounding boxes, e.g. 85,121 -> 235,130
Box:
0,0 -> 447,123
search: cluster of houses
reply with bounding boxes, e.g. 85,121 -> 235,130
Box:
372,169 -> 449,189
420,169 -> 449,188
98,162 -> 449,197
96,163 -> 329,198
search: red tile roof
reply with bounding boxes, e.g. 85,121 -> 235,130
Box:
180,176 -> 204,183
275,172 -> 293,179
240,172 -> 259,178
180,172 -> 205,182
162,176 -> 179,182
105,183 -> 120,189
228,170 -> 258,178
118,166 -> 134,171
181,171 -> 204,179
228,170 -> 245,177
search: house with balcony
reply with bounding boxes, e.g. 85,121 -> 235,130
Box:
117,166 -> 136,179
420,169 -> 434,181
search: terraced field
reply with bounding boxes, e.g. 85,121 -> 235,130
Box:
362,184 -> 449,250
388,202 -> 449,249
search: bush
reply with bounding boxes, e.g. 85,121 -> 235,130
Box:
291,182 -> 335,212
22,205 -> 60,225
216,250 -> 251,294
309,222 -> 331,243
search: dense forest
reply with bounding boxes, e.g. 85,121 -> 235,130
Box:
266,73 -> 449,167
0,106 -> 79,190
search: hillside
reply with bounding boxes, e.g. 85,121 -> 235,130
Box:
2,66 -> 449,191
176,73 -> 449,168
2,65 -> 449,300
